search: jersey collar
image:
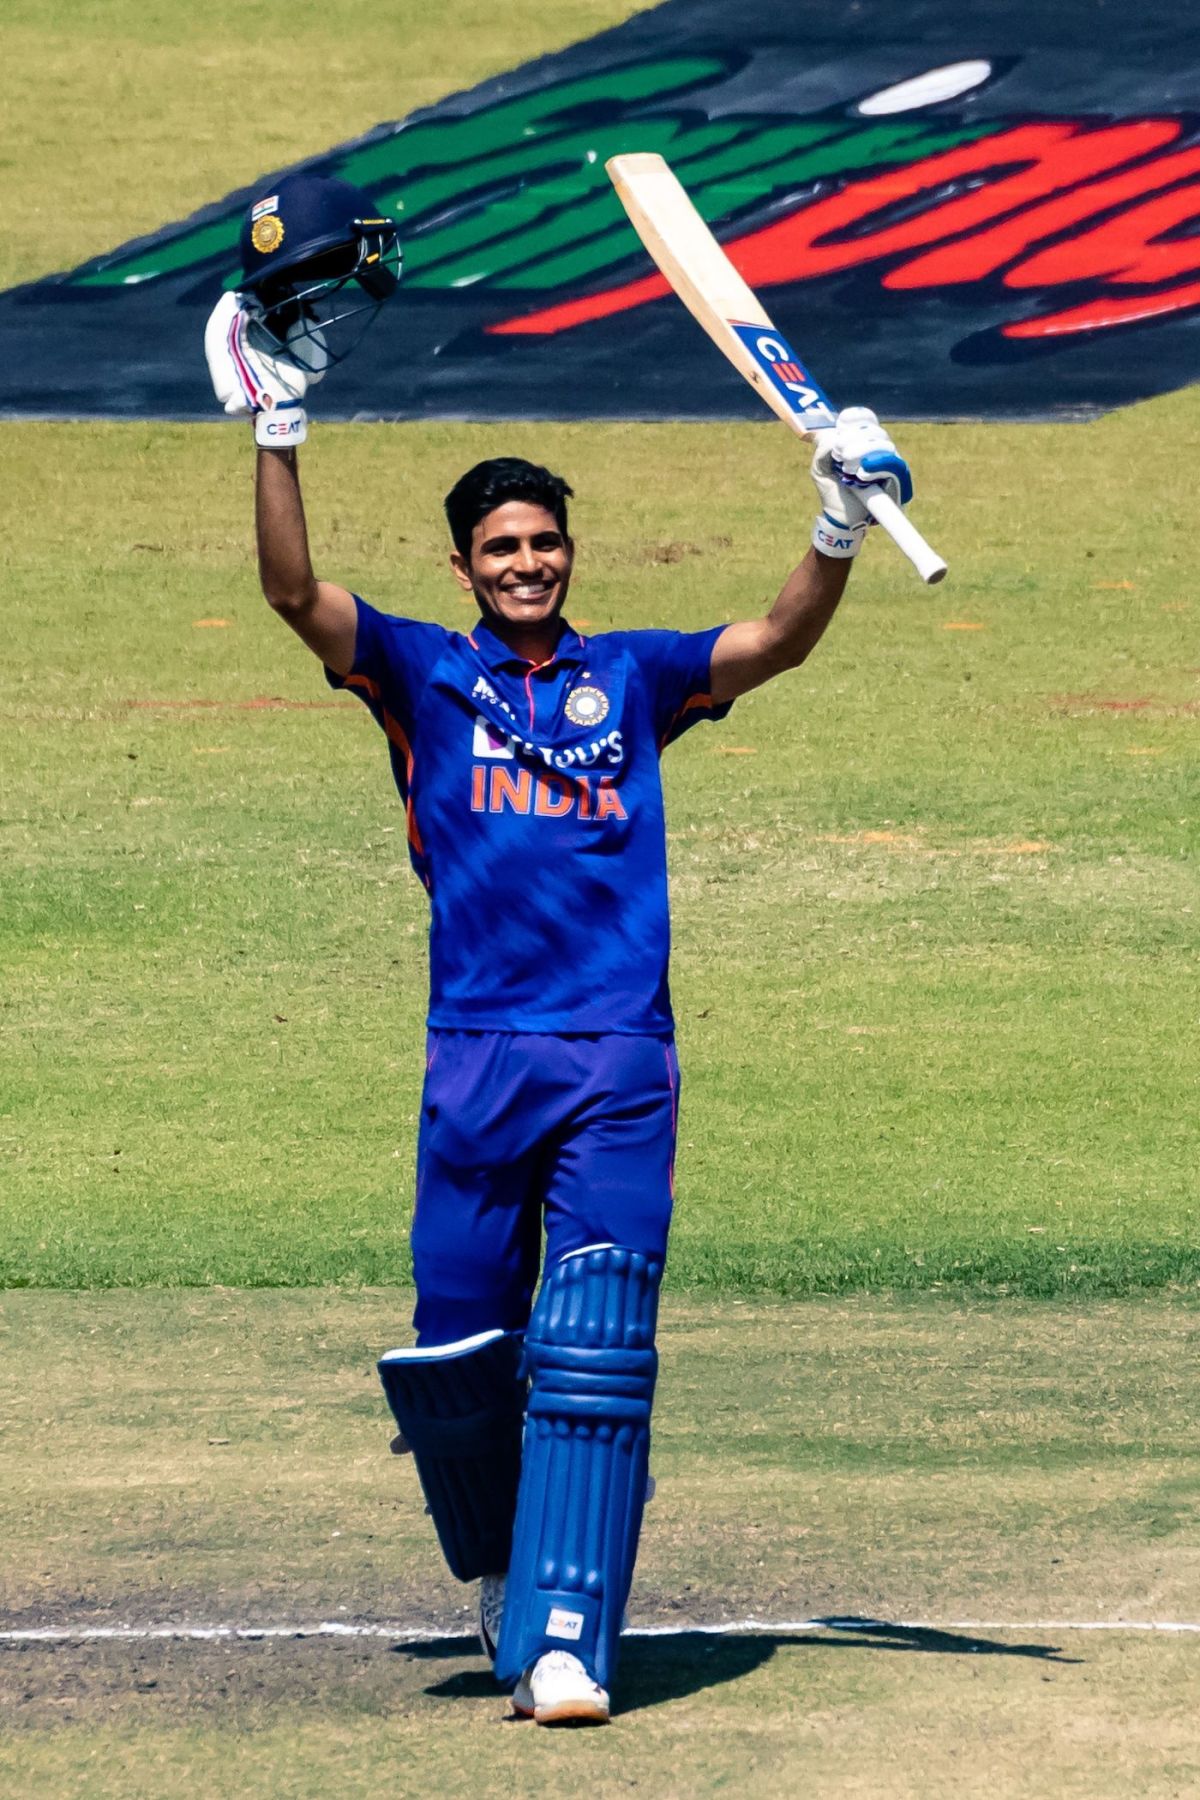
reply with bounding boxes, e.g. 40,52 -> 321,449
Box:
466,616 -> 588,671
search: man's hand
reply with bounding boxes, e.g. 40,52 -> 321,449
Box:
810,406 -> 912,560
204,291 -> 322,447
711,407 -> 911,701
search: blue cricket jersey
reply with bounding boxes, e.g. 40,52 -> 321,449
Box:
326,599 -> 732,1034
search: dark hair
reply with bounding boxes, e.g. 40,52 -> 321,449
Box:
443,457 -> 573,557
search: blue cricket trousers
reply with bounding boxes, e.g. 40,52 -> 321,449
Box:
411,1031 -> 679,1346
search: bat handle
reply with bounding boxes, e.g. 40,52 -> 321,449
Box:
862,490 -> 948,585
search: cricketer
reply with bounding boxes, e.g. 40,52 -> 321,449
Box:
205,173 -> 915,1726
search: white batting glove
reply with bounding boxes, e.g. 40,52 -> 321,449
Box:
811,407 -> 913,559
203,290 -> 322,447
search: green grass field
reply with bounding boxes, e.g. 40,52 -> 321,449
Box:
3,407 -> 1198,1293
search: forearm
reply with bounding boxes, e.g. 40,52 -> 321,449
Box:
761,546 -> 852,671
710,546 -> 851,703
256,445 -> 318,612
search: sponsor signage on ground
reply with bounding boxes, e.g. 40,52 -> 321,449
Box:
4,0 -> 1200,420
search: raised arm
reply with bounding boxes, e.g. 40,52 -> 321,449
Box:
205,290 -> 359,676
710,408 -> 914,704
256,445 -> 358,676
710,549 -> 850,703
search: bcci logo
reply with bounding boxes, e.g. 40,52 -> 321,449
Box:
565,685 -> 609,727
250,214 -> 285,255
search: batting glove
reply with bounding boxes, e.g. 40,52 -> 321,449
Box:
204,290 -> 325,447
811,407 -> 913,559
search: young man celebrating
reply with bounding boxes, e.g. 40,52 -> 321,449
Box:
207,296 -> 914,1725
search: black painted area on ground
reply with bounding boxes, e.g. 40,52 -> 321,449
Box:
4,0 -> 1200,422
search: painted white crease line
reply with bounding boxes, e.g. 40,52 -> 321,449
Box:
902,1621 -> 1200,1635
0,1624 -> 458,1645
635,1619 -> 1200,1637
2,1618 -> 1199,1645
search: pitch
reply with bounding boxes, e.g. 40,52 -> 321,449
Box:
3,1291 -> 1198,1795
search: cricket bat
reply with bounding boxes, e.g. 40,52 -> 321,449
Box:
606,153 -> 948,585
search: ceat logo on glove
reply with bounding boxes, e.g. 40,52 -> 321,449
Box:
262,412 -> 305,440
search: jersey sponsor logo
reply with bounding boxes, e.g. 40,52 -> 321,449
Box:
468,699 -> 626,773
472,714 -> 515,759
564,683 -> 609,727
543,727 -> 623,772
470,765 -> 628,821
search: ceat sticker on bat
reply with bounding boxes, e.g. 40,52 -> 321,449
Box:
730,323 -> 837,428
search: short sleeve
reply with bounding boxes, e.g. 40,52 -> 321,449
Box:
617,625 -> 733,749
324,596 -> 450,742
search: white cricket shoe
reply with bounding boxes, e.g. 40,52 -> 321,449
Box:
511,1650 -> 610,1726
479,1573 -> 505,1664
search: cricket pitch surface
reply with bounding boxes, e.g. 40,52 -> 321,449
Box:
2,1292 -> 1197,1797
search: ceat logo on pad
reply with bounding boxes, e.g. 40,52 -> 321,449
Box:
546,1606 -> 584,1641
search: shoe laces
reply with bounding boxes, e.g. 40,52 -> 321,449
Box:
537,1650 -> 589,1679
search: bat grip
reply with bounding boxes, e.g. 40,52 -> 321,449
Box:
863,490 -> 948,585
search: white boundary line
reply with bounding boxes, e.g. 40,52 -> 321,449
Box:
2,1617 -> 1198,1645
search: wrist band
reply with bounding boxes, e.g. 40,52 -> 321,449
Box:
255,403 -> 308,447
812,512 -> 866,558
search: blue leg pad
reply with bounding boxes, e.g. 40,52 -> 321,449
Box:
494,1246 -> 661,1689
378,1329 -> 525,1582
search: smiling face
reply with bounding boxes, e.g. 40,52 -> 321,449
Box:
450,500 -> 574,638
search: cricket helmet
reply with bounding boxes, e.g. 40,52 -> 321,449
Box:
238,172 -> 401,372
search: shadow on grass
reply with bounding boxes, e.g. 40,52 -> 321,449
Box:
402,1617 -> 1080,1715
810,1615 -> 1082,1663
